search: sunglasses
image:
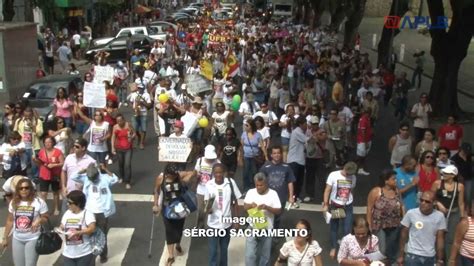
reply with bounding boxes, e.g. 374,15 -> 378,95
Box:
425,156 -> 433,159
19,186 -> 30,191
420,199 -> 433,204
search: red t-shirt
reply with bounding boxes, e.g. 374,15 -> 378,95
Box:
357,114 -> 373,143
114,127 -> 132,150
38,148 -> 63,181
383,72 -> 395,87
438,124 -> 463,150
418,166 -> 437,192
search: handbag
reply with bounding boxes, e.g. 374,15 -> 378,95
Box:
181,186 -> 197,213
35,218 -> 63,255
90,227 -> 106,256
330,202 -> 347,219
246,133 -> 265,165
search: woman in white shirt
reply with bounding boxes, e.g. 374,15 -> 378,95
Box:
77,109 -> 111,164
254,116 -> 270,155
2,179 -> 49,266
275,219 -> 323,266
59,190 -> 97,266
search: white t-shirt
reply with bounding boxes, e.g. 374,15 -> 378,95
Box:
253,110 -> 278,126
239,102 -> 260,122
168,133 -> 188,138
411,103 -> 432,129
205,178 -> 242,229
0,142 -> 27,170
195,158 -> 220,195
326,170 -> 356,206
258,127 -> 270,140
61,209 -> 96,258
280,240 -> 323,266
87,121 -> 109,153
9,198 -> 48,241
128,91 -> 152,116
280,114 -> 299,139
72,34 -> 81,45
243,188 -> 281,230
212,111 -> 231,135
278,89 -> 290,110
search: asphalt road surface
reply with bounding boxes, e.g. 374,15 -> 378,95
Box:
0,98 -> 398,265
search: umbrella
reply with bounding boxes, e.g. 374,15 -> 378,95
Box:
134,4 -> 152,14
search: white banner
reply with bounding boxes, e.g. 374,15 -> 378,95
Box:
158,137 -> 193,162
185,74 -> 211,95
83,82 -> 106,108
93,65 -> 114,84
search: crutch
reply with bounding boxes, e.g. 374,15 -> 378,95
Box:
148,213 -> 156,258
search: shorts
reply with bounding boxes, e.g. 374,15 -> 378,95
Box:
132,115 -> 147,132
356,141 -> 372,157
281,137 -> 290,146
39,178 -> 60,192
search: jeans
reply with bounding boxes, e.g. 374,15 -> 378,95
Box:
75,120 -> 88,135
116,149 -> 132,184
12,237 -> 39,266
411,67 -> 423,89
63,253 -> 95,266
405,253 -> 435,266
394,97 -> 408,121
208,228 -> 231,266
89,151 -> 107,164
464,179 -> 473,206
461,255 -> 474,265
376,227 -> 400,265
273,200 -> 286,229
94,213 -> 108,259
245,236 -> 272,266
243,157 -> 257,192
25,148 -> 39,180
445,210 -> 461,258
117,84 -> 128,104
330,204 -> 353,249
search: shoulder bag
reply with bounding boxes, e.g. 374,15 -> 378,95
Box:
35,217 -> 63,255
82,210 -> 106,256
296,243 -> 310,266
246,133 -> 265,166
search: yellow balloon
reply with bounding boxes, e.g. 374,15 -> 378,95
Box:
158,93 -> 169,103
198,117 -> 209,128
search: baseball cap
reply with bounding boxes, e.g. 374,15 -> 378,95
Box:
204,145 -> 217,160
174,120 -> 184,129
441,165 -> 458,176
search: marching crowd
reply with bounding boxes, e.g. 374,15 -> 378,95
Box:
1,3 -> 474,266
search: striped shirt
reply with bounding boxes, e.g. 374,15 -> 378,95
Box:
460,216 -> 474,259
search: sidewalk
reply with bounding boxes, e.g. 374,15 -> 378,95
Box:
353,17 -> 474,140
355,17 -> 474,112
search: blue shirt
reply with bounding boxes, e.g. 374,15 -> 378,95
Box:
72,172 -> 118,218
260,162 -> 296,202
241,132 -> 262,158
395,167 -> 419,210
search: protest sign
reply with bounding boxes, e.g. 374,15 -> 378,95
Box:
208,34 -> 228,43
158,137 -> 193,162
93,65 -> 114,84
83,82 -> 106,108
185,74 -> 212,95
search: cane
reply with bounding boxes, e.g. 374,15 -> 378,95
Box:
148,213 -> 156,258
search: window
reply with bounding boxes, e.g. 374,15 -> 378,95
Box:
135,29 -> 145,35
118,30 -> 131,37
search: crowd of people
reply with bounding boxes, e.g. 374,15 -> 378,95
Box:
1,2 -> 474,266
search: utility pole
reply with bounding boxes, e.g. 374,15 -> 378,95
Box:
387,0 -> 399,68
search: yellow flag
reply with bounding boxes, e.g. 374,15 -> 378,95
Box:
200,60 -> 213,80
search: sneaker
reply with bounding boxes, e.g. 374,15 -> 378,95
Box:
107,159 -> 113,165
296,198 -> 302,203
357,169 -> 370,176
303,197 -> 312,203
118,178 -> 123,184
292,202 -> 300,209
105,154 -> 110,161
125,184 -> 131,190
123,102 -> 129,107
118,102 -> 122,108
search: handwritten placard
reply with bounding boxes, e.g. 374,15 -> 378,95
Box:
185,74 -> 211,95
158,137 -> 193,162
93,65 -> 114,84
83,82 -> 106,108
